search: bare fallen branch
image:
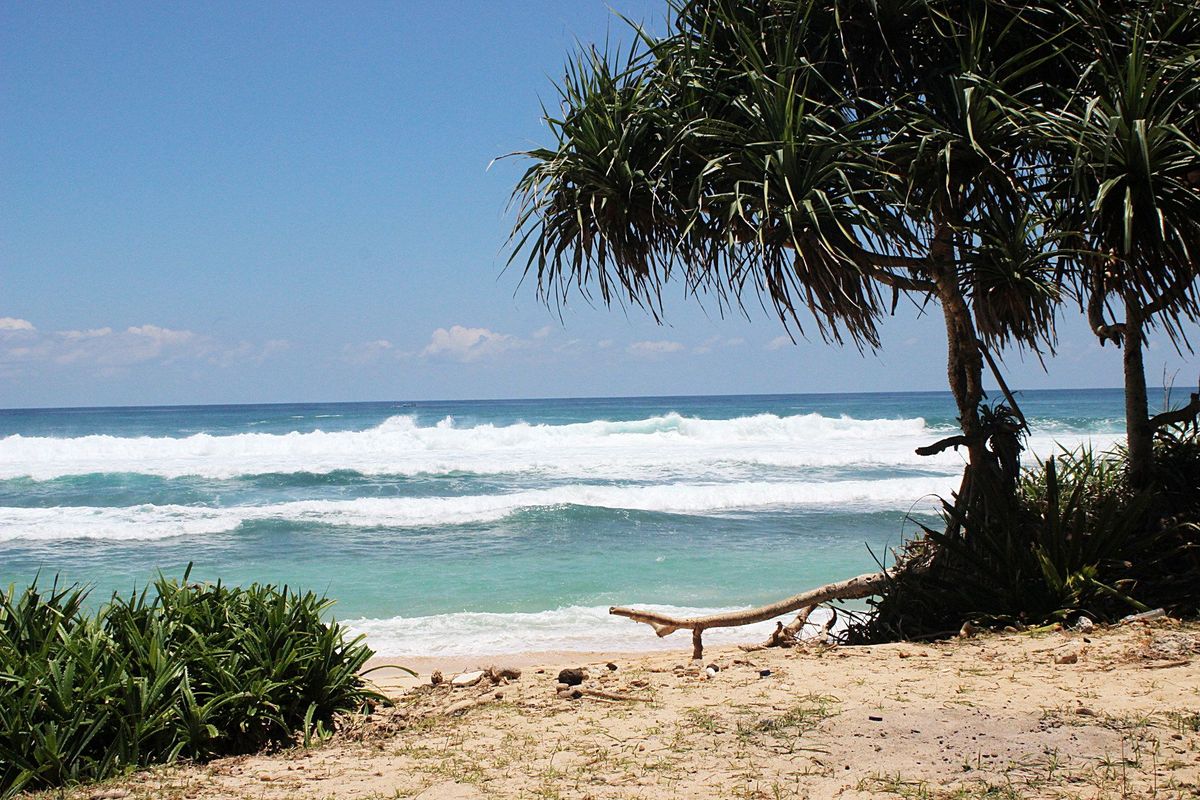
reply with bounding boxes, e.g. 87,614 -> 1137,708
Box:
610,571 -> 888,660
556,686 -> 652,702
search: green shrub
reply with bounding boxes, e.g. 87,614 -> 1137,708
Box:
0,571 -> 389,797
851,425 -> 1200,642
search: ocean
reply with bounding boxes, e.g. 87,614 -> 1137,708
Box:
0,389 -> 1131,657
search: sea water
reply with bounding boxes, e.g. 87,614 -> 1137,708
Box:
0,390 -> 1133,656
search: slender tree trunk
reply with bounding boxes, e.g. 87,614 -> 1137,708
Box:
1123,295 -> 1154,489
929,225 -> 988,474
923,221 -> 1018,536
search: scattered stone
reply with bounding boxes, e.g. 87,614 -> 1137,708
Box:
868,715 -> 883,722
451,670 -> 486,688
705,665 -> 719,679
630,678 -> 650,688
898,651 -> 911,659
706,663 -> 720,673
1055,652 -> 1079,665
759,669 -> 772,678
1075,707 -> 1096,716
958,621 -> 978,638
557,667 -> 587,686
430,670 -> 444,686
1076,616 -> 1095,631
557,686 -> 584,700
90,791 -> 130,800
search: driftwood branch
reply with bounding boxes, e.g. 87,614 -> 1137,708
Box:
1150,392 -> 1200,431
759,604 -> 818,649
610,571 -> 888,660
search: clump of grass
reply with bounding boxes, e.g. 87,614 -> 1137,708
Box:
852,424 -> 1200,642
0,569 -> 389,798
737,694 -> 840,740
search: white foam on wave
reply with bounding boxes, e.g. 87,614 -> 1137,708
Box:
0,412 -> 1118,481
346,604 -> 839,657
0,476 -> 953,542
0,412 -> 940,481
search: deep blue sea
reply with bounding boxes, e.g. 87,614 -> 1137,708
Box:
0,390 -> 1135,655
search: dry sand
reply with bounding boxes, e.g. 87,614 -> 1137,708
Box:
38,619 -> 1200,800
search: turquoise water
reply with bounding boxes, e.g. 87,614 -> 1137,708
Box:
0,390 -> 1133,655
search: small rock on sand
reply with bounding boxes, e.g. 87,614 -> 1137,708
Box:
451,670 -> 486,687
557,667 -> 587,686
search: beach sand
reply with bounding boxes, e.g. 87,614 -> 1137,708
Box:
33,619 -> 1199,799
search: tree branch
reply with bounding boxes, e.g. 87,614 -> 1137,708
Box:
915,434 -> 973,456
1149,392 -> 1200,431
1087,262 -> 1125,346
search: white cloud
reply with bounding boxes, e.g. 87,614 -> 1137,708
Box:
421,325 -> 518,362
628,339 -> 685,357
766,335 -> 793,351
597,339 -> 614,349
0,317 -> 35,332
532,325 -> 554,339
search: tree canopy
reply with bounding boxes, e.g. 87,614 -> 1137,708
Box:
509,0 -> 1200,496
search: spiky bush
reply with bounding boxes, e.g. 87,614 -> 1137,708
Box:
0,572 -> 387,797
851,425 -> 1200,642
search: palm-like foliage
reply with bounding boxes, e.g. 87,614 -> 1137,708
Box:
510,0 -> 1069,524
1039,3 -> 1200,486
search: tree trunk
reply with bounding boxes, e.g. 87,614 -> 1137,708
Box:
1123,296 -> 1154,489
927,224 -> 994,524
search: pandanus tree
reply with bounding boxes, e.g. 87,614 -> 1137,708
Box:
509,0 -> 1066,527
1043,2 -> 1200,489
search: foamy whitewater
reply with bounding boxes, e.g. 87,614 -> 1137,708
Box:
0,391 -> 1128,655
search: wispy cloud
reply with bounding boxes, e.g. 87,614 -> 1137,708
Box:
342,339 -> 397,365
766,335 -> 793,351
0,317 -> 288,377
693,335 -> 746,354
628,339 -> 685,357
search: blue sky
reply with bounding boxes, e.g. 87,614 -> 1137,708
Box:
2,1 -> 1195,408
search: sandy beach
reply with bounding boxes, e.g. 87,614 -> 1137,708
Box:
34,617 -> 1198,800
